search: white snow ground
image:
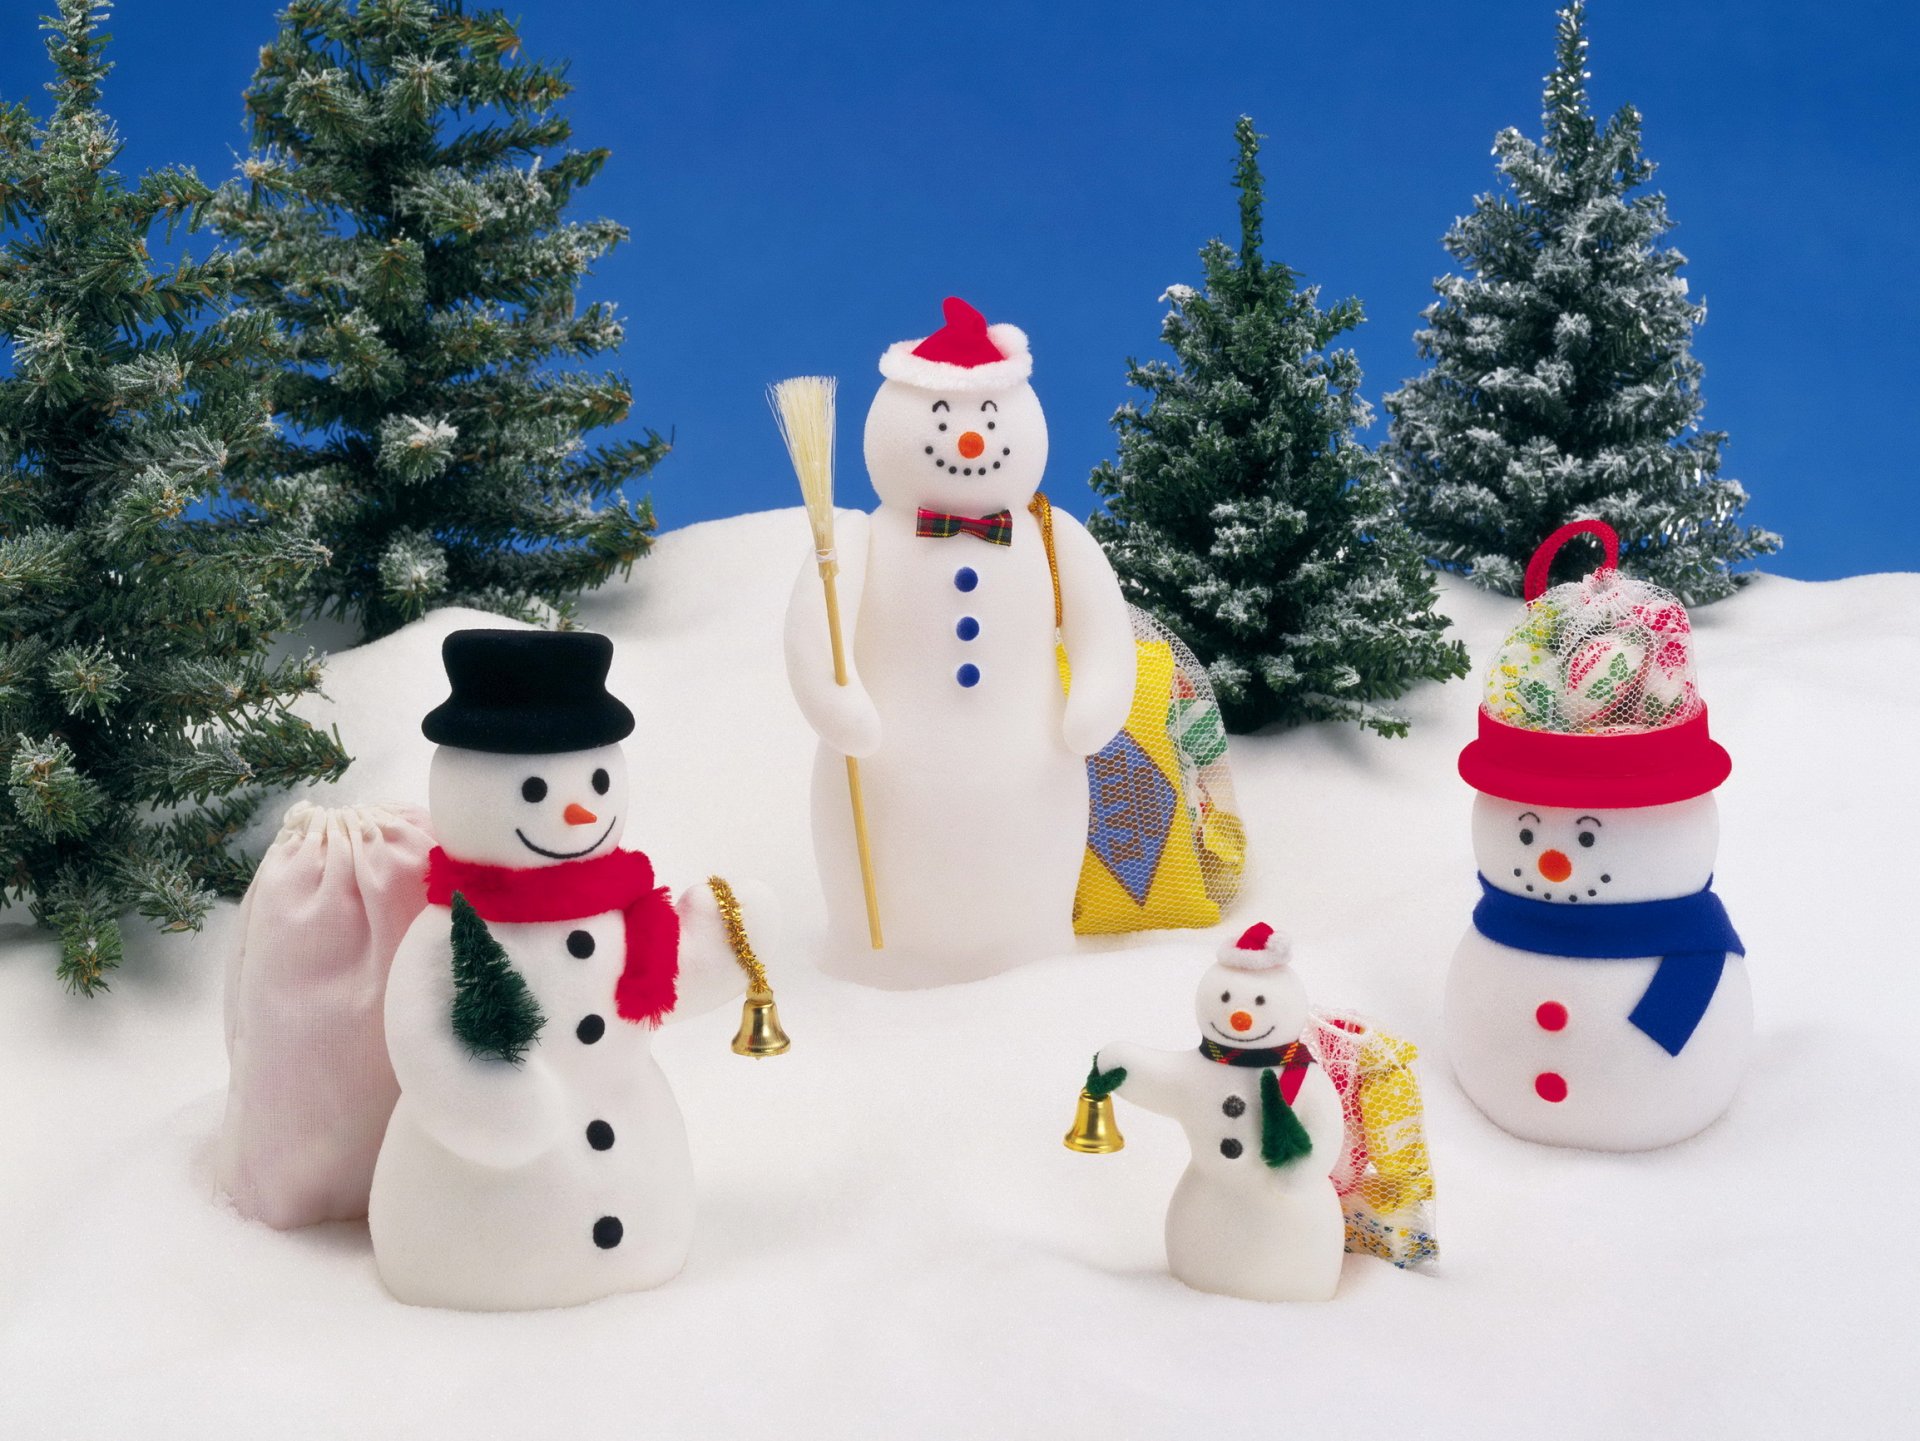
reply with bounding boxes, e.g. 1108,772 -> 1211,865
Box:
1,508 -> 1913,1440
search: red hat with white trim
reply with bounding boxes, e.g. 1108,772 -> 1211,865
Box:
879,296 -> 1032,392
1217,922 -> 1292,972
1457,519 -> 1732,809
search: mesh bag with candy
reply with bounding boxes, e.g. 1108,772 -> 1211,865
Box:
1484,520 -> 1702,737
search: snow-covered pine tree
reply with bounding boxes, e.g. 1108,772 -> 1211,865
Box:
0,0 -> 348,994
1090,118 -> 1468,737
1385,1 -> 1780,602
211,0 -> 664,640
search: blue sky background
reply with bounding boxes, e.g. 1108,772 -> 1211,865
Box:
3,0 -> 1913,578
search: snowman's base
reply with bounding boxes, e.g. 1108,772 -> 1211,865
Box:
1163,1167 -> 1345,1304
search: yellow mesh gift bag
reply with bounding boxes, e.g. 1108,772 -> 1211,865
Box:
1032,495 -> 1248,935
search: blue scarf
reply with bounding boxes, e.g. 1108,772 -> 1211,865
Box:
1471,877 -> 1744,1057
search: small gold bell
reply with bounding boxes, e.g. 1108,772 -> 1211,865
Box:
1062,1088 -> 1124,1154
731,989 -> 791,1058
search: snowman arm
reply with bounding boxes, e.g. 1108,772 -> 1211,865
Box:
1092,1042 -> 1184,1117
783,513 -> 881,758
382,909 -> 564,1168
665,878 -> 766,1023
1050,511 -> 1137,756
1297,1072 -> 1348,1179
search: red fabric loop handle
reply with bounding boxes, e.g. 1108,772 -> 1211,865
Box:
1523,519 -> 1620,602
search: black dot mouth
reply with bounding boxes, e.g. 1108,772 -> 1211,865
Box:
1208,1020 -> 1276,1044
515,818 -> 616,860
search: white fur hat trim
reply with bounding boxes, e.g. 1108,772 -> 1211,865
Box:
1218,921 -> 1292,971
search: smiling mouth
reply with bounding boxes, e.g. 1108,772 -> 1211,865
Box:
515,819 -> 616,860
1209,1021 -> 1276,1044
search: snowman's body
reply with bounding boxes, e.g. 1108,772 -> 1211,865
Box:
1097,937 -> 1346,1302
370,658 -> 749,1311
1443,794 -> 1750,1150
786,302 -> 1134,987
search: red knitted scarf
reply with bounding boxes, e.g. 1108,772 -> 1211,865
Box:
426,846 -> 680,1025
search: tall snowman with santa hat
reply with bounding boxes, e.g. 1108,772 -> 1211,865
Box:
785,298 -> 1136,986
1446,520 -> 1751,1151
370,629 -> 763,1311
1084,923 -> 1348,1302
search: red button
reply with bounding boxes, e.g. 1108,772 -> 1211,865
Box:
1535,1072 -> 1568,1103
1535,1001 -> 1568,1031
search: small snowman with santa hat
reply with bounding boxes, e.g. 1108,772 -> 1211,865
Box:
1446,520 -> 1751,1151
1079,923 -> 1348,1302
784,296 -> 1136,987
370,629 -> 773,1311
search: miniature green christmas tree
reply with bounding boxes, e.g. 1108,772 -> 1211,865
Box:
1385,1 -> 1780,602
0,0 -> 348,994
1091,118 -> 1468,737
211,0 -> 664,640
449,892 -> 544,1063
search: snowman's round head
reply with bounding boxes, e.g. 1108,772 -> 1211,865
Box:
1195,923 -> 1310,1048
864,377 -> 1048,516
1472,792 -> 1718,905
429,743 -> 630,868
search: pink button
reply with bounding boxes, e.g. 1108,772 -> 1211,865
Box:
1536,1001 -> 1568,1031
1535,1072 -> 1568,1103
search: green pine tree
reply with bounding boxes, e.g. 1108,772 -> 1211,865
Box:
1090,117 -> 1468,737
210,0 -> 665,641
448,891 -> 544,1063
1258,1068 -> 1312,1167
1385,1 -> 1780,603
0,0 -> 349,994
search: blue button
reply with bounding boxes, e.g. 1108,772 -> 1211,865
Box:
956,615 -> 980,641
954,567 -> 978,592
956,663 -> 981,688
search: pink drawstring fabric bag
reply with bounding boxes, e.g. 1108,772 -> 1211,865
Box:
217,800 -> 434,1229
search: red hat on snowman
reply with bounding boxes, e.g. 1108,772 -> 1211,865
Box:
1458,520 -> 1732,809
879,296 -> 1032,392
1217,922 -> 1292,971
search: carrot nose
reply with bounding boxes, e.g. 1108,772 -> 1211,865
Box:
957,431 -> 985,459
1230,1010 -> 1254,1033
563,803 -> 598,826
1538,849 -> 1572,882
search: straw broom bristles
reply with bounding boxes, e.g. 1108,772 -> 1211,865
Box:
768,375 -> 884,950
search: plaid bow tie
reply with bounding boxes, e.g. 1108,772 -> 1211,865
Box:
915,507 -> 1013,546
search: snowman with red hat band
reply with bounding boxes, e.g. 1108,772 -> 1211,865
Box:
1089,923 -> 1347,1301
1445,521 -> 1751,1151
784,298 -> 1136,986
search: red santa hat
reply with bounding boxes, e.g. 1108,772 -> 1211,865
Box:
1217,922 -> 1292,972
878,296 -> 1032,393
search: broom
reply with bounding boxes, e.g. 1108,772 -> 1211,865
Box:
768,375 -> 884,949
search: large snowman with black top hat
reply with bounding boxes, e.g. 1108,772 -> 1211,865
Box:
369,629 -> 754,1311
1446,521 -> 1751,1151
1090,923 -> 1347,1302
785,297 -> 1137,987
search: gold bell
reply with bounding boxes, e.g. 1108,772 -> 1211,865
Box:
1062,1088 -> 1124,1154
731,990 -> 792,1058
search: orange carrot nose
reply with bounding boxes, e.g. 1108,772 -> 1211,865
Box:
1538,849 -> 1572,882
1230,1010 -> 1254,1032
563,803 -> 598,826
957,431 -> 985,459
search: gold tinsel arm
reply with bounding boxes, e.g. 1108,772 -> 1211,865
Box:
707,876 -> 772,994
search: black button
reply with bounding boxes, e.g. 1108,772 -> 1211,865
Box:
576,1013 -> 605,1044
567,929 -> 595,958
1222,1095 -> 1246,1118
592,1216 -> 623,1249
1220,1138 -> 1244,1160
586,1120 -> 614,1151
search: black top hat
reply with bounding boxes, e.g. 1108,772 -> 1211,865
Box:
421,629 -> 635,755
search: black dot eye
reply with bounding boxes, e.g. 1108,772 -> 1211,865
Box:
1578,831 -> 1595,848
592,768 -> 610,795
986,421 -> 995,429
1518,828 -> 1534,845
1220,991 -> 1231,1003
521,777 -> 547,803
1254,995 -> 1265,1006
937,422 -> 947,431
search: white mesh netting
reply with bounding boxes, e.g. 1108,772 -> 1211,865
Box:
1485,567 -> 1702,736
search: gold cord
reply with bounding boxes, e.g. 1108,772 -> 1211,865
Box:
707,876 -> 771,995
1028,491 -> 1063,631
